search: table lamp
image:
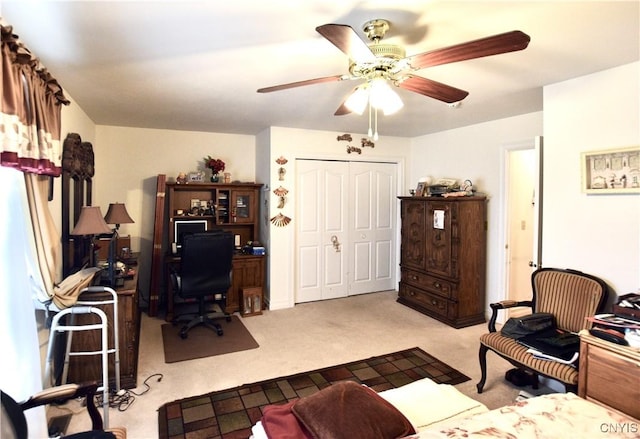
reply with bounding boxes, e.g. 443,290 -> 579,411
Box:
104,202 -> 135,232
70,206 -> 112,267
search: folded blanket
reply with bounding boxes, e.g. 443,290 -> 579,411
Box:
250,378 -> 488,439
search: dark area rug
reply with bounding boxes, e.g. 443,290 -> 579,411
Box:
158,347 -> 470,439
161,315 -> 259,363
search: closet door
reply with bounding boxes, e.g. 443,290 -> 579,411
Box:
348,162 -> 396,295
296,160 -> 348,302
295,159 -> 397,303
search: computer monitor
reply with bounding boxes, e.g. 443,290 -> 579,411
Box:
174,219 -> 207,252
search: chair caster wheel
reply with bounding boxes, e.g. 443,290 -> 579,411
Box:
180,330 -> 188,339
217,328 -> 224,336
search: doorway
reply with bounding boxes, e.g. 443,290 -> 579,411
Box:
295,159 -> 398,303
504,137 -> 543,318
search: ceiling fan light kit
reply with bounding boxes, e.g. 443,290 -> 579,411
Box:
344,79 -> 404,115
258,18 -> 530,139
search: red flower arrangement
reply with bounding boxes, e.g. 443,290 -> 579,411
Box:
204,156 -> 225,174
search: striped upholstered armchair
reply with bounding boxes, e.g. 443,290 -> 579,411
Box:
477,267 -> 609,394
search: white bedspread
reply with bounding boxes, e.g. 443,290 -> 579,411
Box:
417,393 -> 639,439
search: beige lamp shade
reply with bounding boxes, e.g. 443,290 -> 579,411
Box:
71,206 -> 113,236
104,202 -> 135,228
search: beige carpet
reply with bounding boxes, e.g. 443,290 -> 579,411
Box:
55,291 -> 543,438
161,315 -> 259,363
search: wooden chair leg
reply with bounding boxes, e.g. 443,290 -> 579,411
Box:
477,344 -> 488,394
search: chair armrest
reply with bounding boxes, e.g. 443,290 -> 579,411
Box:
487,300 -> 533,332
21,382 -> 104,430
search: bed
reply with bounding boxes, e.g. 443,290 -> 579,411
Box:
250,378 -> 639,439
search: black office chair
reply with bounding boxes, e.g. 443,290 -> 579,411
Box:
1,382 -> 124,438
171,231 -> 234,339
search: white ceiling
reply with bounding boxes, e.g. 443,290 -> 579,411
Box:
1,1 -> 638,138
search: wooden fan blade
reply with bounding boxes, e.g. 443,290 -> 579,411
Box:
257,74 -> 347,93
316,23 -> 376,63
406,30 -> 530,70
398,75 -> 469,103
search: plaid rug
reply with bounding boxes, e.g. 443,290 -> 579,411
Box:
158,347 -> 470,439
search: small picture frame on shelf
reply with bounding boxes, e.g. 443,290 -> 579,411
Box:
241,287 -> 263,317
188,172 -> 204,182
415,182 -> 426,196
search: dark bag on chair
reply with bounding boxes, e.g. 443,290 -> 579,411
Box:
501,313 -> 556,339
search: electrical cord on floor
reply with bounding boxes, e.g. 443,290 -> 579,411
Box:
94,373 -> 163,412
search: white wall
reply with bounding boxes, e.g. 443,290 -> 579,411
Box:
410,112 -> 543,310
543,62 -> 640,301
265,126 -> 412,309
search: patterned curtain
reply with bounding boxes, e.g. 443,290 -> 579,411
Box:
1,25 -> 69,176
1,24 -> 67,296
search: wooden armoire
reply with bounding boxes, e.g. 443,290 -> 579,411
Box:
397,196 -> 487,328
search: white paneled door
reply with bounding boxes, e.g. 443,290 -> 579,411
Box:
295,159 -> 397,303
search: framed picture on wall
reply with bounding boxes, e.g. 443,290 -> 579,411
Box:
581,146 -> 640,194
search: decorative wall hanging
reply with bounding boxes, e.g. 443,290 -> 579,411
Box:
347,146 -> 362,154
270,213 -> 292,227
273,186 -> 289,209
581,146 -> 640,194
272,156 -> 291,224
361,138 -> 375,148
337,134 -> 353,142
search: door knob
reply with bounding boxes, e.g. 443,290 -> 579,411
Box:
331,235 -> 341,252
528,261 -> 537,267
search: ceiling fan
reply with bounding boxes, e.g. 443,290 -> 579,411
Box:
257,19 -> 530,116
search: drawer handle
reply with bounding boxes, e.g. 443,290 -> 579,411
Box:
411,275 -> 418,281
433,282 -> 441,289
409,291 -> 415,296
431,299 -> 437,305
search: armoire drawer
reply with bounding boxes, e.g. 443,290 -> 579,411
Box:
401,268 -> 455,299
399,283 -> 449,319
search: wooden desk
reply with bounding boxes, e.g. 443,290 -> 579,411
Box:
165,253 -> 265,322
66,267 -> 141,389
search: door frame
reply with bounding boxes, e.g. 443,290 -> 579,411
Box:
497,137 -> 543,323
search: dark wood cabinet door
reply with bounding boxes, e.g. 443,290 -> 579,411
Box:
228,255 -> 265,312
400,199 -> 426,270
425,201 -> 457,279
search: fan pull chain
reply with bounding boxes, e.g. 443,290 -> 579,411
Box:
367,100 -> 373,138
373,108 -> 379,141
